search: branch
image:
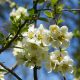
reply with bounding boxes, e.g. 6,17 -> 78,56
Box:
0,62 -> 22,80
63,76 -> 66,80
33,66 -> 38,80
37,9 -> 80,12
33,0 -> 38,80
5,63 -> 18,75
0,20 -> 28,54
63,9 -> 80,11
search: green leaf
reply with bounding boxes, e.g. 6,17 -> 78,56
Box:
28,9 -> 34,15
57,19 -> 64,24
57,4 -> 64,11
46,3 -> 51,8
21,24 -> 29,32
38,0 -> 44,4
51,0 -> 58,5
38,17 -> 48,22
0,69 -> 7,72
0,32 -> 4,38
44,11 -> 53,18
73,29 -> 80,37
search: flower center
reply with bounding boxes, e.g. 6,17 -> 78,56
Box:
28,32 -> 34,39
31,44 -> 38,50
58,34 -> 65,41
38,34 -> 43,40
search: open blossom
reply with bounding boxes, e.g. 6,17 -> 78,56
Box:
22,24 -> 50,47
35,24 -> 50,46
49,25 -> 73,49
13,24 -> 50,68
13,41 -> 49,68
22,24 -> 37,44
13,41 -> 23,56
13,24 -> 73,72
0,73 -> 4,80
46,50 -> 73,73
10,7 -> 28,22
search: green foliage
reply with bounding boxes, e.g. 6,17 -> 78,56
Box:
57,19 -> 64,24
28,9 -> 34,15
38,0 -> 45,4
57,4 -> 64,12
0,32 -> 4,39
38,17 -> 48,22
73,29 -> 80,37
44,11 -> 53,18
51,0 -> 58,6
0,69 -> 7,72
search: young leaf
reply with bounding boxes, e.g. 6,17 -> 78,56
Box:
57,19 -> 64,24
28,9 -> 34,15
38,17 -> 48,22
0,69 -> 7,72
51,0 -> 58,5
0,32 -> 4,38
44,11 -> 53,18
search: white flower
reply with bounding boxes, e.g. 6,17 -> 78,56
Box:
16,7 -> 28,16
22,24 -> 50,47
22,24 -> 37,44
14,42 -> 49,68
0,74 -> 4,80
49,25 -> 73,49
13,24 -> 49,68
13,41 -> 23,56
46,50 -> 73,73
10,7 -> 28,22
13,23 -> 73,71
35,24 -> 51,46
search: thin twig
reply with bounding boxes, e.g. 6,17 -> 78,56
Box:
0,20 -> 28,54
37,9 -> 80,12
33,0 -> 38,80
0,62 -> 22,80
63,9 -> 80,11
63,76 -> 66,80
5,63 -> 18,75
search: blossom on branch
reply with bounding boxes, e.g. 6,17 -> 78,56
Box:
12,23 -> 73,73
49,25 -> 73,49
10,7 -> 28,22
46,50 -> 73,73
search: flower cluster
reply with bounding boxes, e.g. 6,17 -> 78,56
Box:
10,7 -> 28,22
13,24 -> 73,74
46,50 -> 73,73
49,25 -> 73,49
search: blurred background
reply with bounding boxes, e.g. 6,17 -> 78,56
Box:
0,0 -> 80,80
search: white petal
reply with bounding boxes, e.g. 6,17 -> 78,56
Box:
66,32 -> 73,40
39,24 -> 44,30
52,40 -> 61,48
60,26 -> 68,33
61,40 -> 70,49
49,25 -> 59,33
